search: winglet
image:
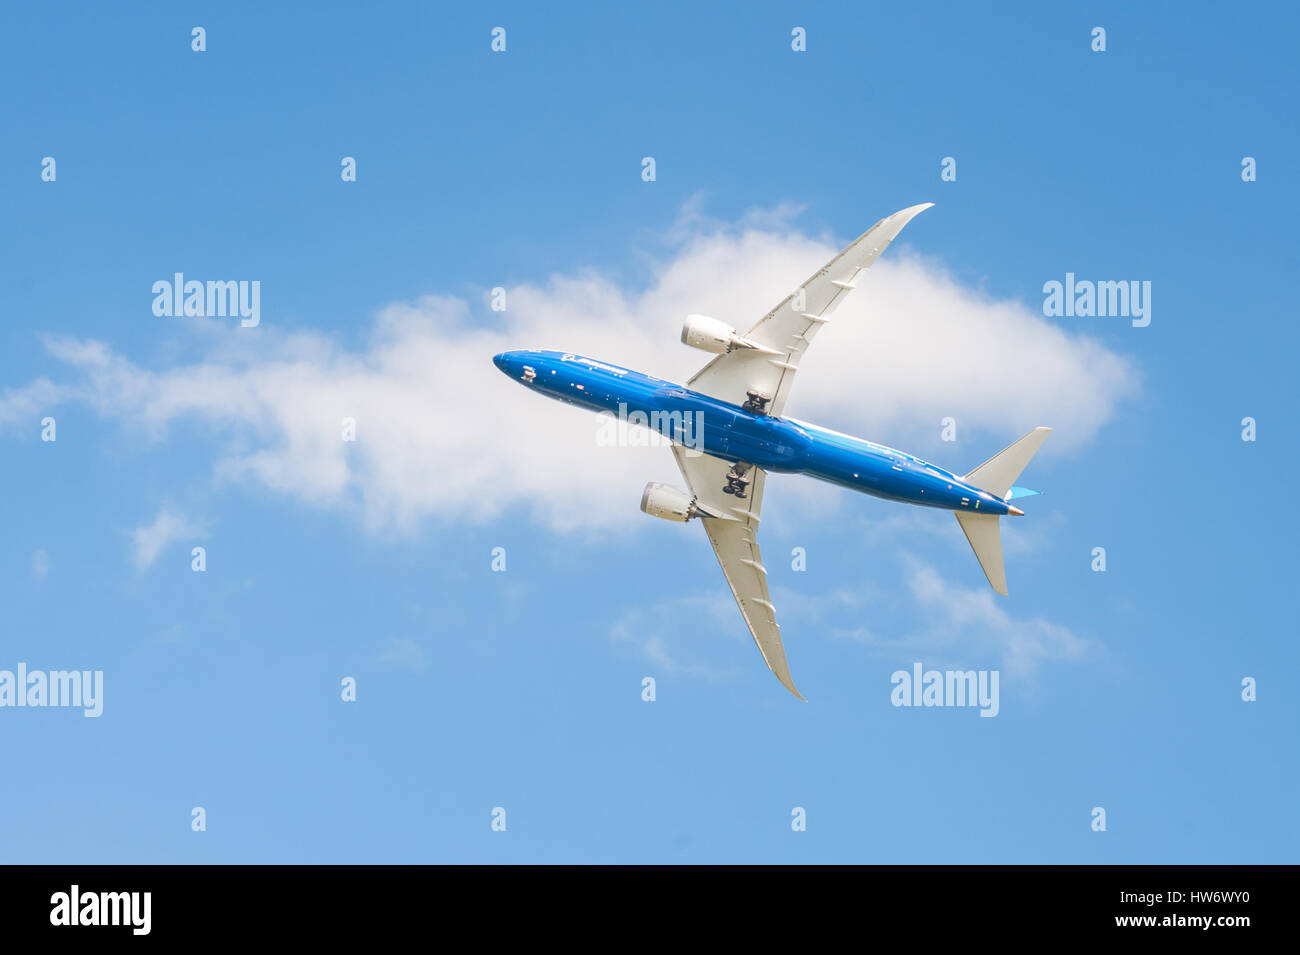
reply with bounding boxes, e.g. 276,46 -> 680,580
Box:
772,663 -> 806,701
886,202 -> 934,232
754,622 -> 805,700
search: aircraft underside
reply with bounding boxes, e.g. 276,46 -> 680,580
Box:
494,203 -> 1050,697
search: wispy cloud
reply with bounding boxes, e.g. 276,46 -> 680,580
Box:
901,560 -> 1091,676
613,560 -> 1089,687
131,506 -> 203,569
378,637 -> 427,672
609,593 -> 747,682
780,515 -> 1088,677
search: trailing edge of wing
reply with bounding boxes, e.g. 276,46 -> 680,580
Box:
701,517 -> 805,700
669,447 -> 804,700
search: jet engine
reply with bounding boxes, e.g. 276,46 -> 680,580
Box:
681,317 -> 743,356
681,314 -> 779,356
680,314 -> 740,354
640,482 -> 698,522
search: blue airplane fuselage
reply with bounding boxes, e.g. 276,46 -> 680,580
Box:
493,349 -> 1013,516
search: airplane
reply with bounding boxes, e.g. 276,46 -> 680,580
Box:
492,203 -> 1050,699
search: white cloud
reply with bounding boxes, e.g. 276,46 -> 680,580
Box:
609,593 -> 747,682
903,561 -> 1091,676
0,209 -> 1138,535
0,377 -> 69,427
31,549 -> 50,578
131,506 -> 202,569
612,558 -> 1089,687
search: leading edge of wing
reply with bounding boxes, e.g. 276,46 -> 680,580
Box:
753,200 -> 935,339
685,201 -> 934,415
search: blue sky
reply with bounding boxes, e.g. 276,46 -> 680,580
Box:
1,1 -> 1296,863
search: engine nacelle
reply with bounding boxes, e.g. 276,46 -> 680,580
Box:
640,482 -> 697,522
681,314 -> 741,354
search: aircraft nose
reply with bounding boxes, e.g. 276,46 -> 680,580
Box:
492,352 -> 509,372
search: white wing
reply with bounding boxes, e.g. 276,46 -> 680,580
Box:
671,448 -> 802,699
687,203 -> 933,415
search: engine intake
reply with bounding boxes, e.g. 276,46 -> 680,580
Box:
681,314 -> 779,356
680,314 -> 739,354
640,482 -> 698,522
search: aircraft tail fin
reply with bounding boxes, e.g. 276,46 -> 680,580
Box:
962,427 -> 1052,499
955,512 -> 1007,595
955,427 -> 1051,595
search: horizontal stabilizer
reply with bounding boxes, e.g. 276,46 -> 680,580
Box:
955,512 -> 1007,596
1007,486 -> 1040,500
963,427 -> 1052,499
